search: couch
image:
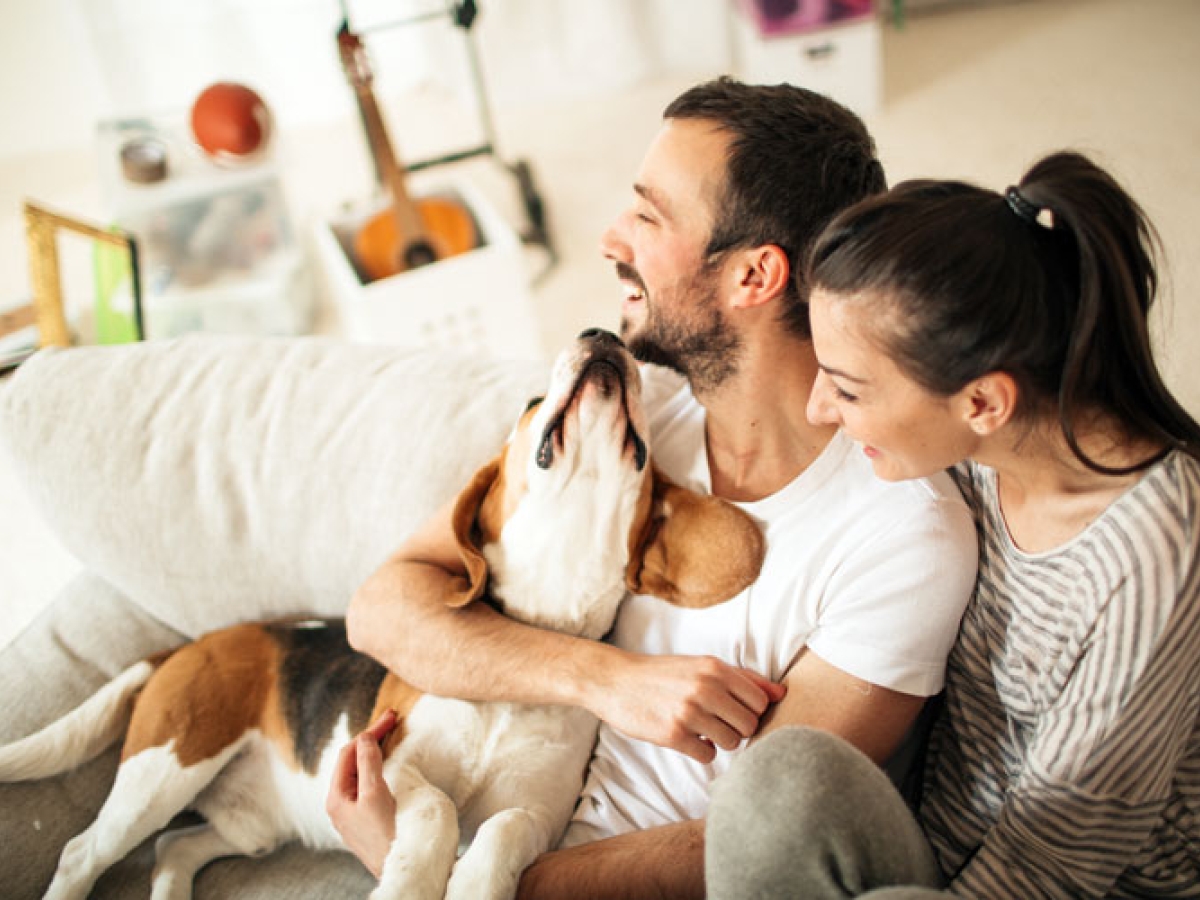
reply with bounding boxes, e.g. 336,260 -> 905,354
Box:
0,336 -> 549,898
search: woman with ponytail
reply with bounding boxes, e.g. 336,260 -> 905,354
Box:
705,151 -> 1200,899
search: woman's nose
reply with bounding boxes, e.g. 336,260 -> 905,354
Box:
807,371 -> 840,427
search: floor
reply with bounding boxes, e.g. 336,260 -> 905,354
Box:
2,0 -> 1198,649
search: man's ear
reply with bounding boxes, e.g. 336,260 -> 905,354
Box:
626,469 -> 766,608
958,372 -> 1018,437
731,244 -> 790,310
447,454 -> 506,608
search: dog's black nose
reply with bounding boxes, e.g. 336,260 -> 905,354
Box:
579,328 -> 623,347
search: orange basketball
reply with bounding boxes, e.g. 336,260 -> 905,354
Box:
190,82 -> 272,162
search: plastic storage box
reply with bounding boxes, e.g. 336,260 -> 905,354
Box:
95,114 -> 314,341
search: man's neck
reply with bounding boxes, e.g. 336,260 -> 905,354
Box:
694,341 -> 836,503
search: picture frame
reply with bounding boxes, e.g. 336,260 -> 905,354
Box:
2,201 -> 144,373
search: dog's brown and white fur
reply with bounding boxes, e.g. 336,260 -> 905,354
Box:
0,329 -> 765,900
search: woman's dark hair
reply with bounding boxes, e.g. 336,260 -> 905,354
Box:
809,150 -> 1200,473
664,77 -> 886,338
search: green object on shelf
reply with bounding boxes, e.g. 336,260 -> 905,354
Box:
93,234 -> 140,344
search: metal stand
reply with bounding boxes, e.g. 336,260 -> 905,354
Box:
347,0 -> 557,283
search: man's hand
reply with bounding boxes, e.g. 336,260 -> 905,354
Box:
593,651 -> 786,763
326,709 -> 400,878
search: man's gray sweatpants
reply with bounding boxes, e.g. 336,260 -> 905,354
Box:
706,727 -> 947,900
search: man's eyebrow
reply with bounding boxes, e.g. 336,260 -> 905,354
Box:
819,363 -> 868,384
634,183 -> 672,219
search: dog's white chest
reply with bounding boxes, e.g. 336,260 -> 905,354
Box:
485,486 -> 637,639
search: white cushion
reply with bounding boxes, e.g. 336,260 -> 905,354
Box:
0,336 -> 547,636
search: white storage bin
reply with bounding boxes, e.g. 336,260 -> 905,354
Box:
314,180 -> 543,361
731,4 -> 882,118
96,115 -> 314,341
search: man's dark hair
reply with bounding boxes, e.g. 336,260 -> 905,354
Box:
664,77 -> 886,338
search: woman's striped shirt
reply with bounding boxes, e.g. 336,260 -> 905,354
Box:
920,451 -> 1200,898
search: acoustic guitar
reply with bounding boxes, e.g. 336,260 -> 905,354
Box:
336,22 -> 479,281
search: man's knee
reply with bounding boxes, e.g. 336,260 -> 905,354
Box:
705,727 -> 938,900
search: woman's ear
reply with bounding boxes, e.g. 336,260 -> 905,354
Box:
731,244 -> 790,310
958,372 -> 1019,436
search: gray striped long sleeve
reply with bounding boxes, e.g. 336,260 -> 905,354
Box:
920,453 -> 1200,899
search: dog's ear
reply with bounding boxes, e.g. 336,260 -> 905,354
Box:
625,468 -> 766,608
447,454 -> 507,608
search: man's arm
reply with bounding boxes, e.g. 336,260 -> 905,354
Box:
514,650 -> 926,900
347,500 -> 783,762
518,821 -> 706,900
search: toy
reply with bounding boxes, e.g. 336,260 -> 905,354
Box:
190,82 -> 273,163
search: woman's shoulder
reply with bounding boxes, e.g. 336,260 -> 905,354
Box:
1151,449 -> 1200,510
1111,450 -> 1199,535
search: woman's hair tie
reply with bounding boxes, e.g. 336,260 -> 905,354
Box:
1005,186 -> 1056,229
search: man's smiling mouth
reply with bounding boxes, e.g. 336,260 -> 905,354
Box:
615,263 -> 647,302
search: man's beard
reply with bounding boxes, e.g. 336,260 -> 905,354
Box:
619,264 -> 743,395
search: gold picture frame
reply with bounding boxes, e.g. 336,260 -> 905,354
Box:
3,201 -> 144,352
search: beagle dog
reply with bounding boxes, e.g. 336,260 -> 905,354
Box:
0,328 -> 765,900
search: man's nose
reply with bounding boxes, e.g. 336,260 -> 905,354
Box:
599,213 -> 631,263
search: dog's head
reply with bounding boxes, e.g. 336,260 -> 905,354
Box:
447,329 -> 765,630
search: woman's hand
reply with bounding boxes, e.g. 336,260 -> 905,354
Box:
326,709 -> 400,878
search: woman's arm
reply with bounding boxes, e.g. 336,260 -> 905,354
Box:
943,574 -> 1200,898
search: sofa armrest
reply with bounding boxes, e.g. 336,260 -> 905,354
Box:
0,336 -> 547,636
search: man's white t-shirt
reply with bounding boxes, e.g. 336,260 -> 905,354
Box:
562,365 -> 979,845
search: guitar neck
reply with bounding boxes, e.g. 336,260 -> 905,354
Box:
352,86 -> 429,242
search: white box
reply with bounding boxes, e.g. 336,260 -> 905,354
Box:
96,115 -> 314,341
314,181 -> 543,361
731,7 -> 882,118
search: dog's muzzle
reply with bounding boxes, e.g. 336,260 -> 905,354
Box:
537,330 -> 647,471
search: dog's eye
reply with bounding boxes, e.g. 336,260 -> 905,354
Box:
524,396 -> 545,413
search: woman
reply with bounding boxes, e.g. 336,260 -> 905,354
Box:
705,151 -> 1200,899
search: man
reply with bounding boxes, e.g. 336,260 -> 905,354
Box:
328,78 -> 978,898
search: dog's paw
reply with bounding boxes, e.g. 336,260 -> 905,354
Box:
371,841 -> 456,900
445,853 -> 525,900
369,869 -> 447,900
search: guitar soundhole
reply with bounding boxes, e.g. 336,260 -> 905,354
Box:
402,241 -> 437,270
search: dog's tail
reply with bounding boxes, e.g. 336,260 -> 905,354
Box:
0,658 -> 161,781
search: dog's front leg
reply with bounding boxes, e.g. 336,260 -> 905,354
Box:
369,763 -> 458,900
445,807 -> 556,900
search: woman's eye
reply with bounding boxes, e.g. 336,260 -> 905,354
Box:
834,385 -> 858,403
